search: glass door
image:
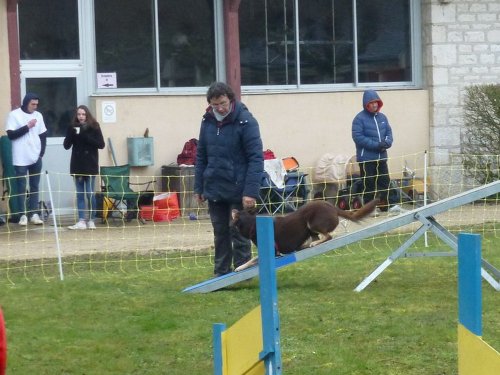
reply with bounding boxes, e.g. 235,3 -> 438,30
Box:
20,71 -> 85,216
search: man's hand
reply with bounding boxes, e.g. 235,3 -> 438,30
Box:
242,196 -> 256,209
378,141 -> 389,151
27,119 -> 37,129
194,194 -> 205,204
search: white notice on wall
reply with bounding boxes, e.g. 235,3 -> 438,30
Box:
97,72 -> 117,89
102,101 -> 116,123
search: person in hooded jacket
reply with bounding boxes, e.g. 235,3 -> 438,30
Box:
352,90 -> 400,213
5,92 -> 47,226
63,105 -> 105,230
194,82 -> 264,277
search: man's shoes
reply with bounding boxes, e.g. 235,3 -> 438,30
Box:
68,221 -> 87,230
30,213 -> 44,225
19,215 -> 28,226
388,204 -> 401,213
388,205 -> 406,216
87,220 -> 96,230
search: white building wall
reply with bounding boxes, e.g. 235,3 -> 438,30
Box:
90,89 -> 430,182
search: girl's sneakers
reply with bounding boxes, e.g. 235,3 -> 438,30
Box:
68,220 -> 87,230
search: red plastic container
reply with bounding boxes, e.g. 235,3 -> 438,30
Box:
139,205 -> 154,221
152,193 -> 180,222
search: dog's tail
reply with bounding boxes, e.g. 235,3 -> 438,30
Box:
336,199 -> 378,222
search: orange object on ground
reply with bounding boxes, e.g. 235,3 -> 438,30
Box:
152,193 -> 180,222
282,157 -> 299,172
139,205 -> 154,221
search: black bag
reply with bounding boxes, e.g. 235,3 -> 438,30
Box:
176,138 -> 198,165
95,193 -> 104,218
38,201 -> 52,221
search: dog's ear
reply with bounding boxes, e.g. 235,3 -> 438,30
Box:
231,209 -> 240,221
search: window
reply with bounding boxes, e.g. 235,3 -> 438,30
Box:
239,0 -> 297,85
25,78 -> 77,137
18,0 -> 81,138
95,0 -> 155,88
239,0 -> 415,87
94,0 -> 216,89
357,0 -> 411,83
299,0 -> 354,84
19,0 -> 79,60
158,1 -> 216,87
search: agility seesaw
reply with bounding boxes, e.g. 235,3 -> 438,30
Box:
183,180 -> 500,294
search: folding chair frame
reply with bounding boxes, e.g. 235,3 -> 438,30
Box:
100,164 -> 155,224
259,171 -> 309,215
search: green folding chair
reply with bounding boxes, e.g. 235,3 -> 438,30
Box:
100,164 -> 154,223
0,136 -> 22,222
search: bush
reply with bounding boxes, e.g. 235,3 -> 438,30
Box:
462,84 -> 500,185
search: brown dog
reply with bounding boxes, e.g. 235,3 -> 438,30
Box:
232,199 -> 378,271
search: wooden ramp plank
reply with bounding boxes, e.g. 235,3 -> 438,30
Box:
183,181 -> 500,294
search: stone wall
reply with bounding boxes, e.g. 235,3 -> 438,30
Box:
423,0 -> 500,166
422,0 -> 500,195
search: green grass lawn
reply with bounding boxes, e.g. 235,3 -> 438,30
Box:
0,233 -> 499,374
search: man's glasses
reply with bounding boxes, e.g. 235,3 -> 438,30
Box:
210,100 -> 230,109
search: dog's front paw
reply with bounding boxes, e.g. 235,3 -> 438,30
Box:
234,264 -> 246,272
235,257 -> 258,272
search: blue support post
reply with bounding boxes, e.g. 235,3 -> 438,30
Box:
213,323 -> 226,375
457,233 -> 482,336
256,216 -> 282,375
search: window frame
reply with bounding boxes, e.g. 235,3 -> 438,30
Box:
241,0 -> 422,94
85,0 -> 421,96
89,0 -> 224,96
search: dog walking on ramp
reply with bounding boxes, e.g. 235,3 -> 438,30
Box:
232,199 -> 378,271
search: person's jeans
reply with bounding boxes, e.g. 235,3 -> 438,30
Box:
208,200 -> 252,275
74,175 -> 97,221
14,157 -> 42,217
359,160 -> 390,210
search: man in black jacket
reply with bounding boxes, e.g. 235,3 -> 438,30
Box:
194,82 -> 264,276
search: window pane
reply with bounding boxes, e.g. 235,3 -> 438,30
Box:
240,0 -> 297,85
95,0 -> 155,88
298,0 -> 353,84
357,0 -> 411,82
158,0 -> 215,87
19,0 -> 79,60
26,78 -> 77,138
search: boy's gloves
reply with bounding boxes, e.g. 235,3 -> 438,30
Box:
378,141 -> 389,151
